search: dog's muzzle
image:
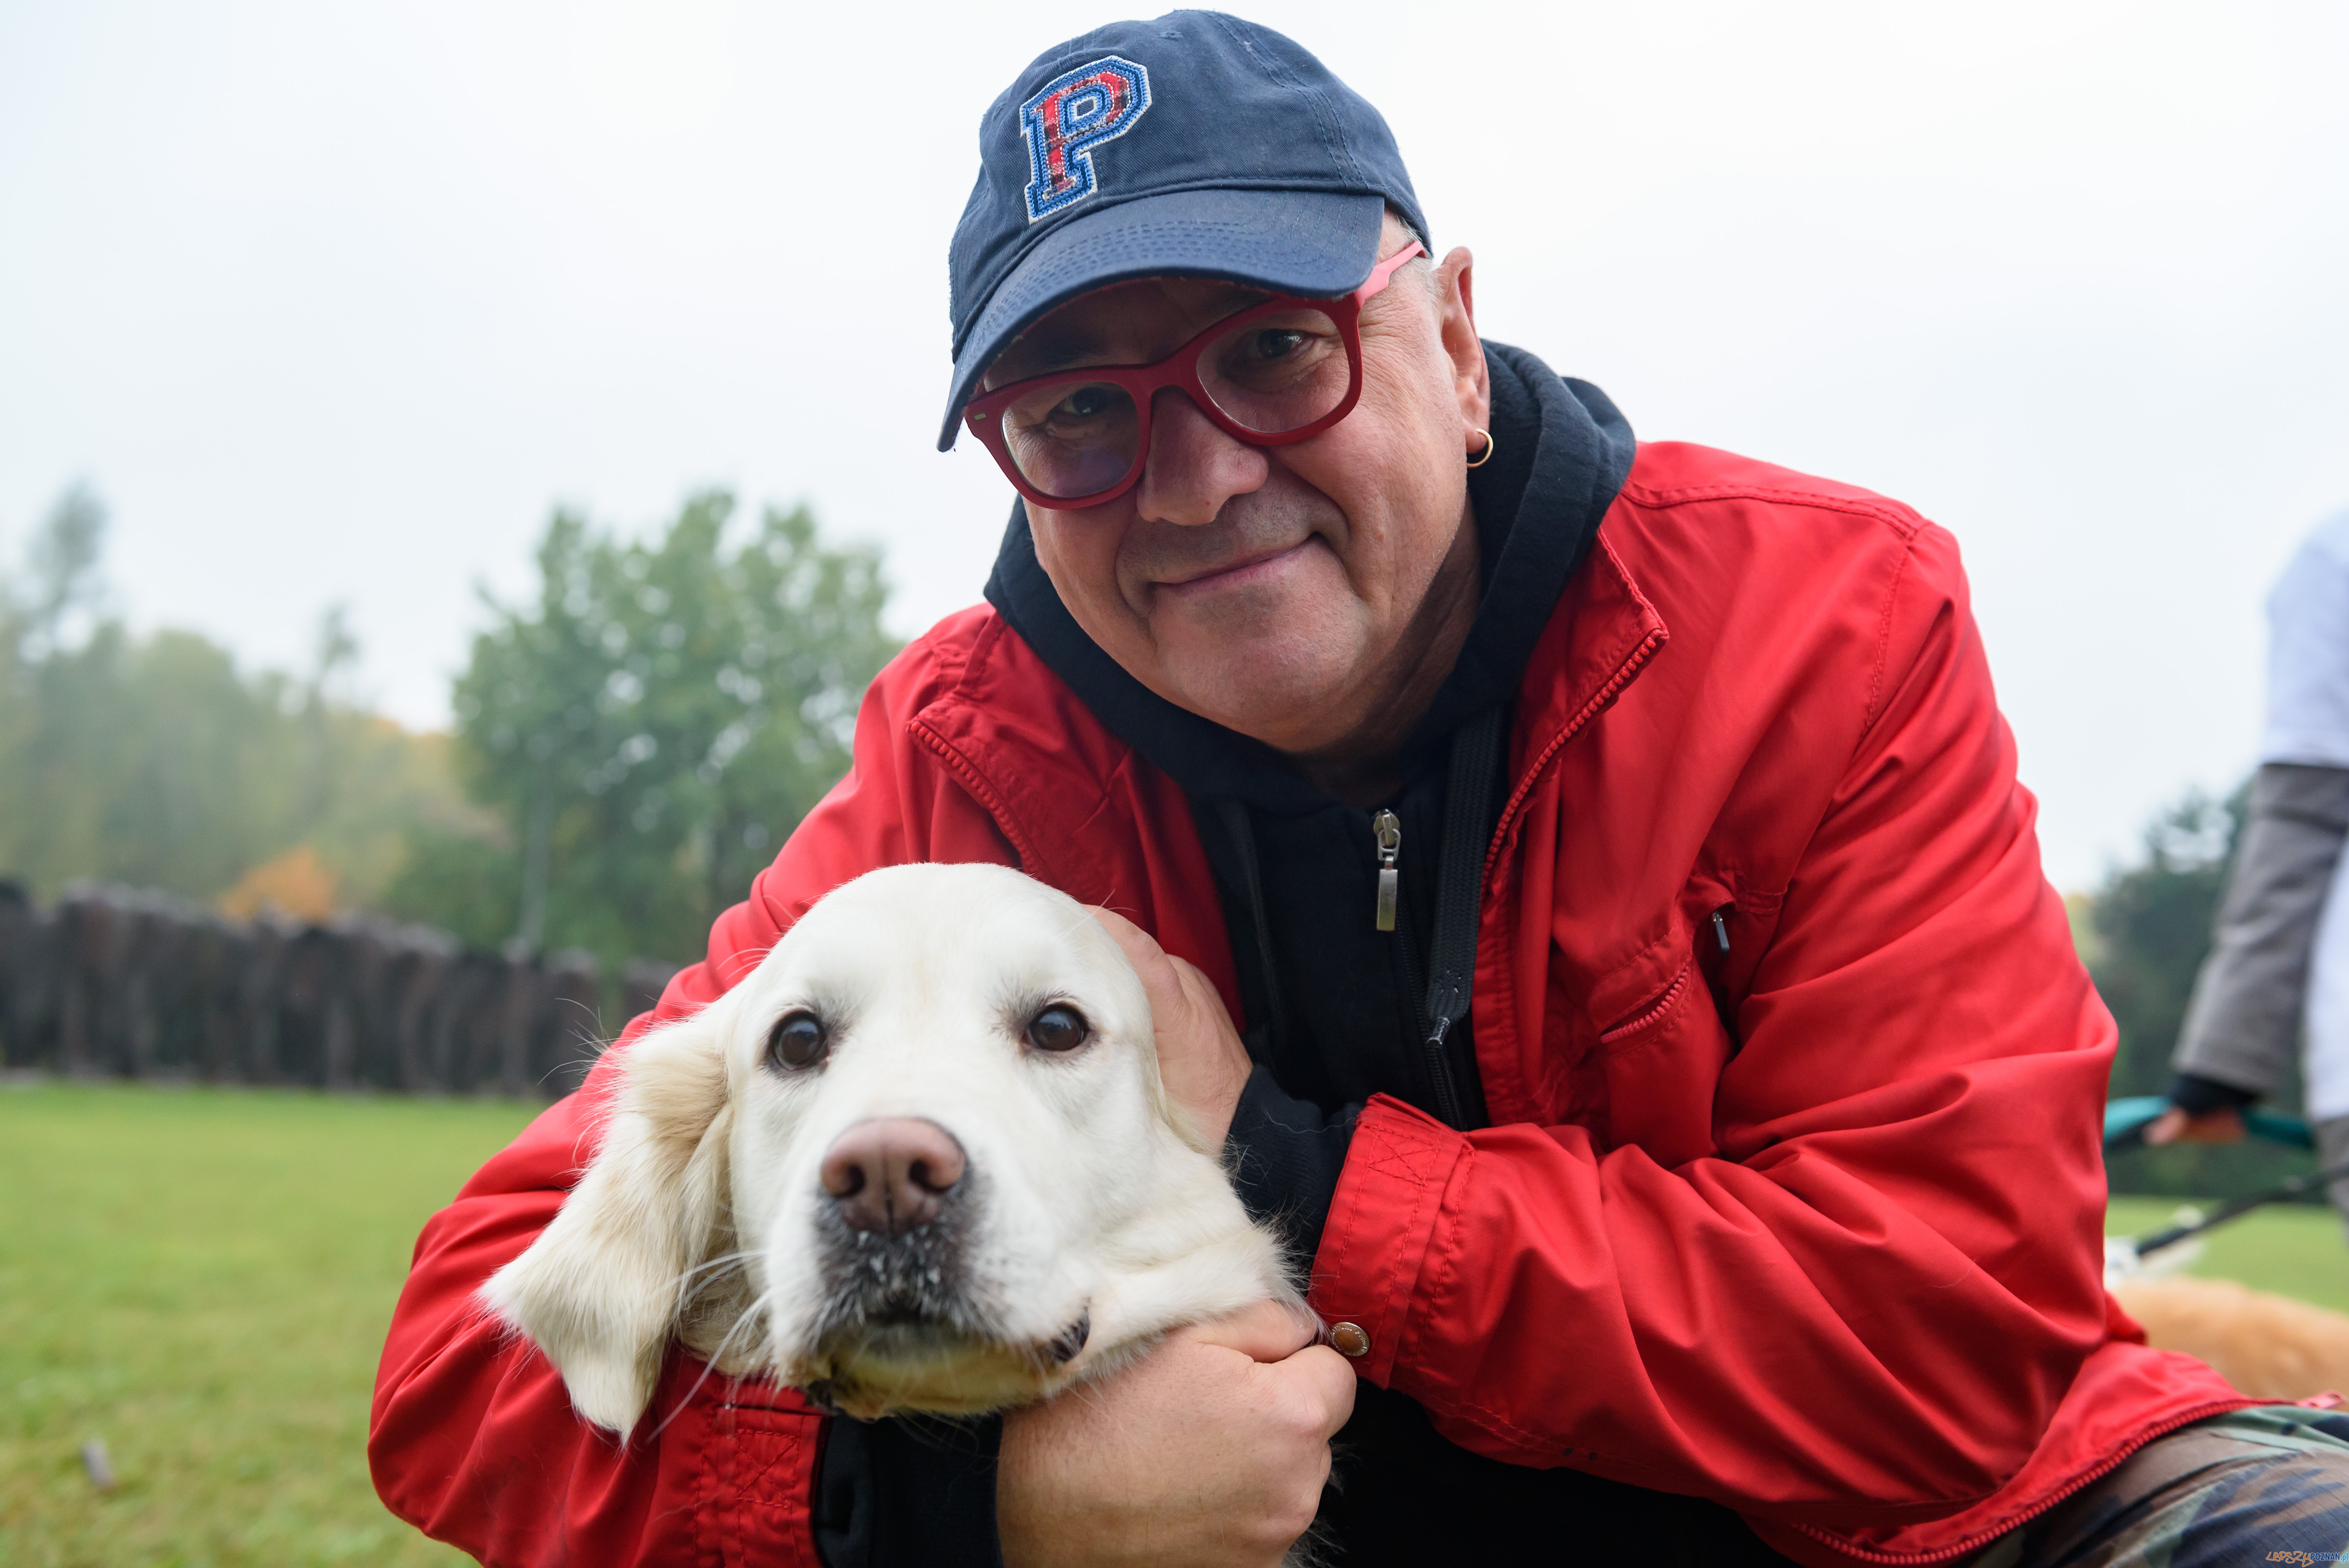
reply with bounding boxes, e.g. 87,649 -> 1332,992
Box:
810,1122 -> 984,1346
794,1124 -> 1092,1415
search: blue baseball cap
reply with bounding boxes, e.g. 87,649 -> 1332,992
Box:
937,11 -> 1429,452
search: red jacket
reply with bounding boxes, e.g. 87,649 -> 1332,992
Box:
372,441 -> 2246,1566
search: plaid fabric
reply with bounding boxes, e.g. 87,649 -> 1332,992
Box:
1969,1406 -> 2349,1568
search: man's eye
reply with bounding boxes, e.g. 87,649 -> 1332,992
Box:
1053,385 -> 1115,420
1247,329 -> 1309,362
1024,1004 -> 1090,1053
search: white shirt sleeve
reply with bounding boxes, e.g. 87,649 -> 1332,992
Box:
2259,510 -> 2349,769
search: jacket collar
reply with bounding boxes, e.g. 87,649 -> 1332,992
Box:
1489,528 -> 1669,869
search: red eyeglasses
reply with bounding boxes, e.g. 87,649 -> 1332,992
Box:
963,240 -> 1427,510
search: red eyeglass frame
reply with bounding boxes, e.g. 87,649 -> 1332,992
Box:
962,239 -> 1427,511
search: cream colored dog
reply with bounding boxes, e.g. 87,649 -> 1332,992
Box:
483,862 -> 1297,1435
2113,1275 -> 2349,1402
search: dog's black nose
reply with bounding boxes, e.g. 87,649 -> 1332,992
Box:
821,1118 -> 966,1237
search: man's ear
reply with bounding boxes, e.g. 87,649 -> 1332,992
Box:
1432,244 -> 1490,439
480,1001 -> 736,1437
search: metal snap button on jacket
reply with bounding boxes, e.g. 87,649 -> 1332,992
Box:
1329,1322 -> 1371,1359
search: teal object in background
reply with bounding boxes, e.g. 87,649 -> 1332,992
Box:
2105,1094 -> 2315,1153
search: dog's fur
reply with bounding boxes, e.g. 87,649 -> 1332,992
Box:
483,863 -> 1298,1435
2114,1275 -> 2349,1402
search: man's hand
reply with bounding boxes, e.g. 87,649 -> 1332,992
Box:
997,1300 -> 1355,1568
2144,1104 -> 2249,1145
1093,909 -> 1253,1149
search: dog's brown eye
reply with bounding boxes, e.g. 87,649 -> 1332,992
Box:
1024,1004 -> 1090,1053
766,1011 -> 828,1070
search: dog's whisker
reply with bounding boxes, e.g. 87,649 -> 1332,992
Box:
649,1284 -> 779,1442
671,1248 -> 758,1293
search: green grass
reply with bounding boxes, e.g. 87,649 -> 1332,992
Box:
8,1082 -> 2349,1566
2107,1194 -> 2349,1312
0,1081 -> 540,1568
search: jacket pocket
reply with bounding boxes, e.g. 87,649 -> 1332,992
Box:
1594,959 -> 1734,1168
1600,963 -> 1695,1047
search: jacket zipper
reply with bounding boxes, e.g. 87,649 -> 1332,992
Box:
1372,809 -> 1466,1128
1394,884 -> 1465,1128
1480,619 -> 1669,883
1372,809 -> 1400,932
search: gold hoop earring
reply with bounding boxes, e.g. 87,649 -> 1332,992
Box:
1465,428 -> 1496,468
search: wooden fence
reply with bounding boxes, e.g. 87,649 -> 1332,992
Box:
0,880 -> 679,1099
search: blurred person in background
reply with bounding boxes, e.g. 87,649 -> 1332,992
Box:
372,13 -> 2348,1568
2151,509 -> 2349,1226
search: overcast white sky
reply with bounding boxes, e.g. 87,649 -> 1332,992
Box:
4,0 -> 2345,890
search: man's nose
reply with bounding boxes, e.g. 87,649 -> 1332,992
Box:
820,1117 -> 967,1237
1134,387 -> 1268,527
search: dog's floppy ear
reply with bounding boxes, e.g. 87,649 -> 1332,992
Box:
481,998 -> 736,1437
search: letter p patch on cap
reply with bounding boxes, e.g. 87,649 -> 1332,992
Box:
1019,56 -> 1152,223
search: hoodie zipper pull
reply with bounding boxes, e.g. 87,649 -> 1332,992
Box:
1373,810 -> 1400,932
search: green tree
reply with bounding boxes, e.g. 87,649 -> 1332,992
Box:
0,485 -> 478,908
386,492 -> 896,969
2093,790 -> 2248,1101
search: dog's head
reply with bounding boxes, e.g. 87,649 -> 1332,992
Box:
483,863 -> 1285,1434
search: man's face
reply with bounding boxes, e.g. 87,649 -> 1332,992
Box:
984,216 -> 1490,761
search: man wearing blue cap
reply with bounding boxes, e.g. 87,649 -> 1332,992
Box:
375,13 -> 2349,1568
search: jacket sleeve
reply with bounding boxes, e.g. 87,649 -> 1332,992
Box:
369,636 -> 1020,1567
1306,525 -> 2117,1526
2171,761 -> 2349,1098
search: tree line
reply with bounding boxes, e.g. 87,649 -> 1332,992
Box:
0,485 -> 897,976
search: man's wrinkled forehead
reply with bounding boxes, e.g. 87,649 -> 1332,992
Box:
989,274 -> 1272,384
